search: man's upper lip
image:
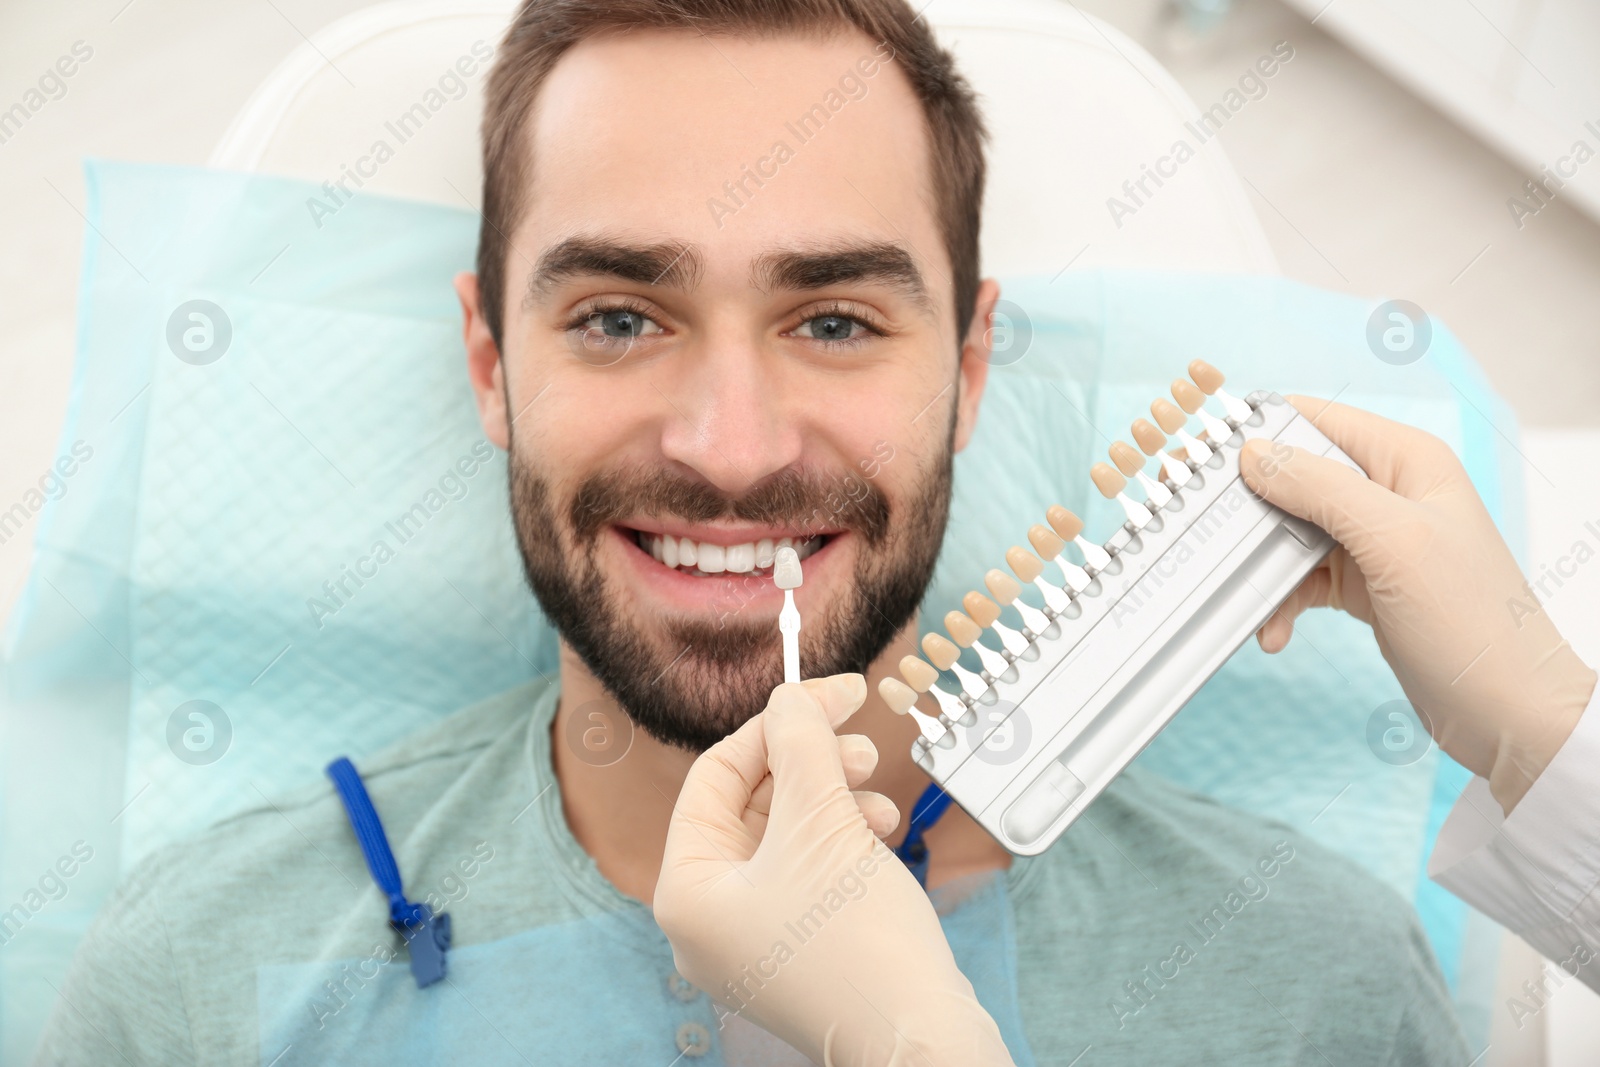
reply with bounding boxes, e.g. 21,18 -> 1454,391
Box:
618,519 -> 840,545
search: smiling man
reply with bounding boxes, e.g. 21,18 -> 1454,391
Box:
36,1 -> 1471,1064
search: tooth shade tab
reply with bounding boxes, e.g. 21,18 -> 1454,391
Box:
899,655 -> 940,692
945,611 -> 982,647
773,545 -> 803,589
1045,505 -> 1083,542
1006,546 -> 1044,583
985,569 -> 1022,605
1027,523 -> 1065,560
1090,462 -> 1126,499
1151,398 -> 1187,435
1109,441 -> 1144,477
1188,359 -> 1225,393
1171,379 -> 1205,414
963,591 -> 1001,628
921,632 -> 960,670
878,675 -> 918,715
1188,361 -> 1255,424
1131,418 -> 1167,456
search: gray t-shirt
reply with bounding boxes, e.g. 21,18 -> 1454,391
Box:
34,679 -> 1468,1065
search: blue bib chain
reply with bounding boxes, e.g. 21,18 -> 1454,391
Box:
326,756 -> 452,988
893,782 -> 954,888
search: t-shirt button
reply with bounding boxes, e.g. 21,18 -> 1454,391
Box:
667,971 -> 700,1002
676,1020 -> 711,1057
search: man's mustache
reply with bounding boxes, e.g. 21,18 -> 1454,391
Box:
567,463 -> 891,548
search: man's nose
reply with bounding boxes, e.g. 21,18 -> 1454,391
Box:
656,336 -> 804,494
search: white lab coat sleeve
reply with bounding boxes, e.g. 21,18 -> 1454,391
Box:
1428,686 -> 1600,991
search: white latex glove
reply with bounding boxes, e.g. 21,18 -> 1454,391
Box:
1240,396 -> 1598,813
654,674 -> 1015,1067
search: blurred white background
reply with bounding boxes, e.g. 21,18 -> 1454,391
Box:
0,0 -> 1596,1062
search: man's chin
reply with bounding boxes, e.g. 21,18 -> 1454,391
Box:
598,621 -> 786,753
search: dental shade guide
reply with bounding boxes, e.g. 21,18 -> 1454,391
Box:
775,546 -> 803,684
884,374 -> 1368,856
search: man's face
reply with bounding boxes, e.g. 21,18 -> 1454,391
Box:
463,28 -> 994,751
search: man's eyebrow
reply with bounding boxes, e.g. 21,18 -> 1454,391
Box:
750,243 -> 934,318
525,235 -> 704,303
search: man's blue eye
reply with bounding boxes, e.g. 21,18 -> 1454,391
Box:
801,314 -> 866,342
600,309 -> 646,337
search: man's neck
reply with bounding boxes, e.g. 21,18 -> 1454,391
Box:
550,619 -> 1012,904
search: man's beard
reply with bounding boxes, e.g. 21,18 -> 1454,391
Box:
507,435 -> 954,753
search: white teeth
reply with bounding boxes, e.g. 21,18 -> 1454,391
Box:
725,542 -> 756,573
638,530 -> 825,575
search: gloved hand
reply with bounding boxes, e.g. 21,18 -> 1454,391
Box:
654,674 -> 1015,1067
1240,396 -> 1597,813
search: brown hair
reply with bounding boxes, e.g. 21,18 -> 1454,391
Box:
476,0 -> 988,350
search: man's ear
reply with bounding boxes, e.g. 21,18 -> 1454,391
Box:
455,271 -> 509,451
951,278 -> 1001,453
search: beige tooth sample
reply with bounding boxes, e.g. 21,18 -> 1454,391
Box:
1152,396 -> 1210,463
878,675 -> 947,746
963,590 -> 1028,656
921,631 -> 987,700
1173,376 -> 1232,441
963,591 -> 1001,627
921,632 -> 960,671
1109,441 -> 1143,477
1092,461 -> 1154,528
1187,358 -> 1253,423
1045,503 -> 1108,571
1030,520 -> 1090,591
1171,378 -> 1205,414
1027,523 -> 1064,560
985,567 -> 1050,633
899,655 -> 940,692
944,610 -> 982,647
1132,417 -> 1191,483
1005,545 -> 1043,582
948,606 -> 1015,674
1131,418 -> 1167,456
878,675 -> 918,714
984,568 -> 1021,604
1091,462 -> 1126,499
1151,397 -> 1187,434
1046,505 -> 1083,542
1005,544 -> 1071,611
1111,437 -> 1173,507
